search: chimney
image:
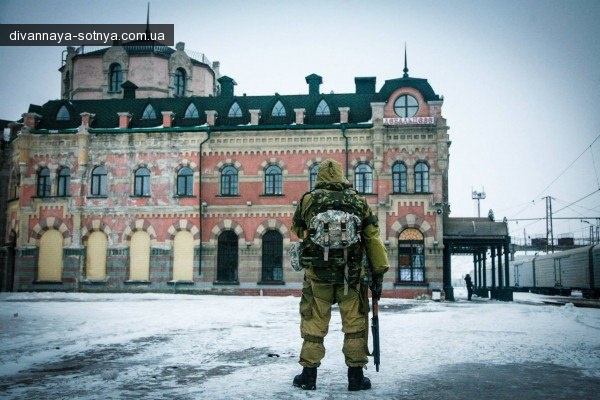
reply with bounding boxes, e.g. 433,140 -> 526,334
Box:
117,112 -> 132,128
205,110 -> 217,126
79,112 -> 95,128
354,77 -> 376,94
338,107 -> 350,124
121,81 -> 138,99
217,76 -> 236,97
294,108 -> 305,125
162,111 -> 175,128
305,74 -> 322,96
249,109 -> 261,125
21,113 -> 41,129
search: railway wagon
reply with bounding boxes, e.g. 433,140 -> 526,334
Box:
510,256 -> 535,290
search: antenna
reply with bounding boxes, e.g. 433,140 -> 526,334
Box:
471,187 -> 486,218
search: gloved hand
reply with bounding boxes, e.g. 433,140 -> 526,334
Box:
370,274 -> 383,301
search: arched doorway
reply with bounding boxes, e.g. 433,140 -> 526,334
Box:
217,230 -> 238,282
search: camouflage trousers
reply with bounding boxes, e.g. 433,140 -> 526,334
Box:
298,271 -> 370,368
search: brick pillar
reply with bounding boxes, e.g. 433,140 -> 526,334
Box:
79,112 -> 95,129
370,102 -> 385,127
161,111 -> 175,128
21,113 -> 40,129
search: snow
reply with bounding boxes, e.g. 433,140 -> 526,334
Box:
0,290 -> 598,399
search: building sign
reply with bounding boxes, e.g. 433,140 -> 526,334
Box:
384,117 -> 435,126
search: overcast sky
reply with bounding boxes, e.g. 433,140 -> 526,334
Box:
1,0 -> 599,243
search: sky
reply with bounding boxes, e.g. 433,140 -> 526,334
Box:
0,0 -> 599,243
0,291 -> 599,398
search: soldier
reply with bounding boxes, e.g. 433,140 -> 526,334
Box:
291,159 -> 389,391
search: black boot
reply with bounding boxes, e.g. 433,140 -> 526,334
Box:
347,366 -> 371,391
293,367 -> 317,390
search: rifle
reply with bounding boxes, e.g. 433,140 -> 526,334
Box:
368,270 -> 381,372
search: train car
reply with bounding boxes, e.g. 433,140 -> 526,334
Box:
510,256 -> 535,290
527,244 -> 599,298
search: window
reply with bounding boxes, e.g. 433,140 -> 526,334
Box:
173,231 -> 194,281
228,101 -> 242,117
398,228 -> 425,283
86,231 -> 107,281
174,68 -> 186,97
271,100 -> 286,117
261,230 -> 283,282
354,163 -> 373,194
315,99 -> 330,116
415,162 -> 429,193
221,166 -> 238,196
217,230 -> 238,282
56,105 -> 70,121
265,165 -> 282,195
57,167 -> 70,197
394,94 -> 419,118
134,167 -> 151,197
90,166 -> 107,196
142,104 -> 156,119
184,103 -> 199,119
177,167 -> 194,196
38,229 -> 63,281
129,231 -> 150,281
392,162 -> 407,194
37,168 -> 51,197
109,63 -> 123,92
309,164 -> 319,190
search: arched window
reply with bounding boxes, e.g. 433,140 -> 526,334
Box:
177,166 -> 194,196
129,231 -> 150,281
265,165 -> 282,195
56,105 -> 70,121
415,162 -> 429,193
184,103 -> 199,119
109,63 -> 123,92
142,104 -> 156,119
86,231 -> 107,281
261,230 -> 283,282
354,163 -> 373,194
392,162 -> 407,194
37,168 -> 51,197
173,231 -> 194,281
394,94 -> 419,118
271,100 -> 286,117
309,164 -> 319,190
315,99 -> 330,116
90,166 -> 107,196
38,229 -> 63,281
134,167 -> 151,197
221,166 -> 238,196
174,68 -> 186,97
398,228 -> 425,283
228,101 -> 242,117
217,230 -> 238,282
57,167 -> 70,197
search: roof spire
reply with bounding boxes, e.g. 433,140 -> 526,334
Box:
145,3 -> 151,38
403,42 -> 409,78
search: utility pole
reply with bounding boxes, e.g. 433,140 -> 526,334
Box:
544,196 -> 554,253
472,188 -> 486,218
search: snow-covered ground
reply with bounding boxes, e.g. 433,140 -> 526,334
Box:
0,289 -> 599,399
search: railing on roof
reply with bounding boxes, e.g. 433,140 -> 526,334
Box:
64,45 -> 212,68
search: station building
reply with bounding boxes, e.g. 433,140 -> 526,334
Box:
0,39 -> 459,298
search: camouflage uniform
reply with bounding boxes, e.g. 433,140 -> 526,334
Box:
292,159 -> 389,369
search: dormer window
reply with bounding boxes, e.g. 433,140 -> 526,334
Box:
228,102 -> 242,117
142,104 -> 156,119
315,99 -> 330,116
56,105 -> 70,121
272,100 -> 286,117
184,103 -> 199,119
394,94 -> 418,118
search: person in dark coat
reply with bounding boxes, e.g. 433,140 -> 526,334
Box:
464,274 -> 473,301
